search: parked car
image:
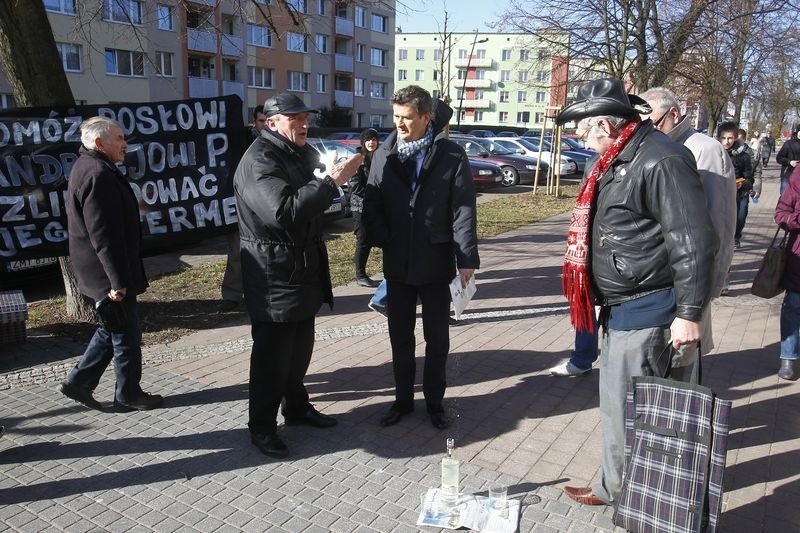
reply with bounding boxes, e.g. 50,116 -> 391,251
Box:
467,129 -> 496,138
490,137 -> 578,175
560,135 -> 593,152
496,131 -> 520,137
536,137 -> 594,174
326,132 -> 360,141
451,135 -> 541,187
467,158 -> 504,189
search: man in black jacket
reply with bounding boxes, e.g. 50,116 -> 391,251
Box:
234,93 -> 361,458
60,116 -> 163,412
363,85 -> 479,430
556,79 -> 717,507
777,124 -> 800,193
718,122 -> 754,248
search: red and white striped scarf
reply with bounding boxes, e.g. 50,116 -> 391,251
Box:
563,119 -> 642,333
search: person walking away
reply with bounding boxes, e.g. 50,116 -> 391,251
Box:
351,128 -> 381,287
777,124 -> 800,194
363,86 -> 479,430
60,116 -> 163,412
718,122 -> 753,249
760,132 -> 772,167
234,93 -> 362,458
774,165 -> 800,381
740,128 -> 763,203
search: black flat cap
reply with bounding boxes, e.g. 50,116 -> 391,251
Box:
556,78 -> 651,126
263,93 -> 318,117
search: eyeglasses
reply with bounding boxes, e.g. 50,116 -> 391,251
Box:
652,109 -> 672,129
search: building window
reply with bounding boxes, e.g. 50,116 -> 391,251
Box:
370,81 -> 387,99
518,70 -> 528,82
317,73 -> 327,93
103,0 -> 142,24
517,91 -> 527,103
355,78 -> 365,96
538,49 -> 548,60
370,48 -> 387,67
288,71 -> 309,92
434,49 -> 442,61
105,48 -> 145,77
516,111 -> 528,123
458,49 -> 468,59
457,69 -> 466,80
317,0 -> 326,15
186,8 -> 213,30
156,4 -> 173,30
287,0 -> 307,13
188,55 -> 212,78
287,32 -> 308,53
315,34 -> 329,53
370,114 -> 384,127
398,49 -> 408,61
433,70 -> 439,81
397,69 -> 407,80
499,111 -> 508,123
155,51 -> 173,77
247,24 -> 272,47
474,111 -> 484,122
536,70 -> 550,82
535,112 -> 545,123
536,91 -> 547,103
356,44 -> 365,62
371,14 -> 387,32
415,69 -> 424,81
44,0 -> 76,14
56,43 -> 82,72
500,70 -> 510,82
355,6 -> 367,27
0,94 -> 15,109
475,49 -> 486,59
499,91 -> 509,103
221,15 -> 235,35
519,49 -> 529,60
475,90 -> 484,99
249,67 -> 274,88
501,49 -> 511,61
416,49 -> 425,60
475,70 -> 486,80
432,90 -> 440,98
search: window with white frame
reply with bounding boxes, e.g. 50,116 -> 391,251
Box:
456,90 -> 464,100
356,44 -> 365,62
317,73 -> 327,93
103,0 -> 142,24
501,49 -> 511,61
416,49 -> 424,60
288,71 -> 309,91
186,8 -> 213,30
355,6 -> 366,27
458,49 -> 468,59
398,49 -> 408,60
287,0 -> 307,13
516,111 -> 528,123
287,32 -> 308,53
157,4 -> 173,30
475,70 -> 486,80
56,43 -> 82,72
517,91 -> 527,103
155,51 -> 173,77
105,48 -> 145,76
535,112 -> 545,123
397,69 -> 407,80
249,66 -> 274,88
355,78 -> 365,96
475,49 -> 486,59
372,14 -> 387,32
315,34 -> 329,53
538,49 -> 548,60
535,91 -> 546,103
370,81 -> 387,98
499,91 -> 509,103
370,114 -> 384,127
500,70 -> 510,82
370,48 -> 387,67
457,69 -> 466,80
475,90 -> 484,99
518,70 -> 528,82
415,69 -> 424,81
0,94 -> 15,109
536,70 -> 549,82
318,0 -> 326,15
519,49 -> 529,60
434,49 -> 442,61
499,111 -> 508,123
44,0 -> 76,14
247,24 -> 272,47
474,111 -> 484,122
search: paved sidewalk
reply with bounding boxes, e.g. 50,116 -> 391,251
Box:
1,168 -> 797,532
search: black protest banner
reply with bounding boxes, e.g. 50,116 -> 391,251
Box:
0,96 -> 245,262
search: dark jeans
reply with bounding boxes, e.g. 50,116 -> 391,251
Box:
352,211 -> 371,278
570,324 -> 599,370
66,295 -> 143,403
248,317 -> 315,434
386,280 -> 450,412
735,192 -> 749,240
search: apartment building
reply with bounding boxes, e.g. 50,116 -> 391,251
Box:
394,32 -> 569,129
0,0 -> 395,127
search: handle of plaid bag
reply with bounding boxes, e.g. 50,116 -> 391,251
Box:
657,341 -> 702,384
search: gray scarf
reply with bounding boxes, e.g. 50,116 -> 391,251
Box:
397,123 -> 434,163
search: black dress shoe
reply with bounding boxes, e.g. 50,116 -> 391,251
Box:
380,406 -> 413,427
59,381 -> 103,411
251,432 -> 290,458
113,392 -> 164,412
430,412 -> 451,430
356,276 -> 380,288
284,406 -> 338,428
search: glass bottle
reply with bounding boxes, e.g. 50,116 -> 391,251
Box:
441,437 -> 459,508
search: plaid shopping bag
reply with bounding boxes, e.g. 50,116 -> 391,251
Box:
612,376 -> 732,533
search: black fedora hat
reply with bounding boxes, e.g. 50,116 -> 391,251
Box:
556,78 -> 651,126
263,93 -> 318,117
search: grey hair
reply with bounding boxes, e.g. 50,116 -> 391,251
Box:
80,116 -> 119,149
578,115 -> 630,133
639,87 -> 680,115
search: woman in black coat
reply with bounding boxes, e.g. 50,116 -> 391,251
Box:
350,128 -> 380,287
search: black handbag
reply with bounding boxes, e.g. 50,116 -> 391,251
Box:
750,227 -> 788,299
95,297 -> 129,333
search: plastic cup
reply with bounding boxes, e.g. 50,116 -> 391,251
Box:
489,484 -> 507,513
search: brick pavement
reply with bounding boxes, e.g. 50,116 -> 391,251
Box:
1,167 -> 798,532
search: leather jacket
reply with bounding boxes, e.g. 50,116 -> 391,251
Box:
591,121 -> 717,322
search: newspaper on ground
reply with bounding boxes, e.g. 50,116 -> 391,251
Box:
417,488 -> 519,532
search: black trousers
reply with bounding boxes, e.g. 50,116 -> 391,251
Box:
248,317 -> 315,434
352,211 -> 371,278
386,280 -> 450,413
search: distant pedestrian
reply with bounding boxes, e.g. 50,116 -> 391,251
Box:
234,93 -> 362,458
760,132 -> 772,167
61,116 -> 163,412
774,165 -> 800,381
351,128 -> 381,288
718,122 -> 753,248
777,124 -> 800,193
739,128 -> 763,203
764,131 -> 776,167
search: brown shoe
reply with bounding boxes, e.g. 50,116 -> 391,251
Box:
563,486 -> 608,506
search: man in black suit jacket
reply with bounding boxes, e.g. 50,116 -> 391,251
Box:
363,86 -> 479,430
60,116 -> 163,413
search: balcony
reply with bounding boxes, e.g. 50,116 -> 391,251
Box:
463,79 -> 492,89
335,54 -> 354,72
222,80 -> 245,102
188,28 -> 217,54
454,57 -> 493,68
189,77 -> 219,98
335,90 -> 354,108
335,17 -> 354,37
221,35 -> 244,56
459,99 -> 491,109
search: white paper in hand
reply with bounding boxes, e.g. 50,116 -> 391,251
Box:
449,274 -> 476,320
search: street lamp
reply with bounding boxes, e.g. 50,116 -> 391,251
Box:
455,31 -> 489,130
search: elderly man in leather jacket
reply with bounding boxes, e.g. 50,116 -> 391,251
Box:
556,79 -> 717,507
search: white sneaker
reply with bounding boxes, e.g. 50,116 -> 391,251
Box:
549,361 -> 591,376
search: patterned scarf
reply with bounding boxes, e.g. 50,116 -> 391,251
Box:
397,123 -> 434,162
563,118 -> 642,333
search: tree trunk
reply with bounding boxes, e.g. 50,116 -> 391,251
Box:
0,1 -> 94,320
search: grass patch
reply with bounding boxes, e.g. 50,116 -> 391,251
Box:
27,185 -> 578,346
